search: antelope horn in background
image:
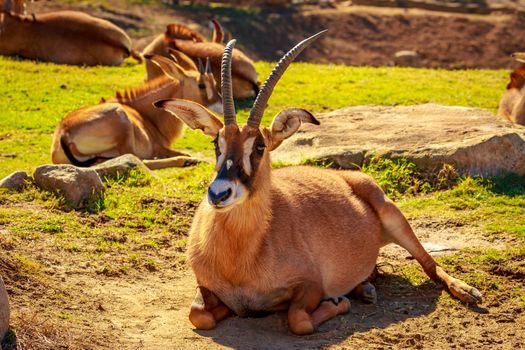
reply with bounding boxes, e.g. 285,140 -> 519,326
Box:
222,39 -> 237,125
247,30 -> 327,128
205,57 -> 212,74
512,52 -> 525,63
197,57 -> 205,73
211,19 -> 224,44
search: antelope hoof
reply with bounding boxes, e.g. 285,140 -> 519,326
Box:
183,158 -> 202,167
360,282 -> 377,304
449,280 -> 483,305
350,281 -> 377,304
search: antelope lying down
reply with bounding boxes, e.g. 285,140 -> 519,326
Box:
143,21 -> 259,99
498,52 -> 525,126
156,32 -> 483,335
0,10 -> 140,66
51,51 -> 220,170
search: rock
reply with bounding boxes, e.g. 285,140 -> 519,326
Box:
0,171 -> 32,191
33,164 -> 104,208
394,50 -> 421,67
0,276 -> 9,343
272,104 -> 525,177
92,154 -> 151,181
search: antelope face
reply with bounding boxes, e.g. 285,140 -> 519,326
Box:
207,124 -> 267,209
146,51 -> 222,114
155,31 -> 325,210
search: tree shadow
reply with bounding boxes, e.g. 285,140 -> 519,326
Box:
191,272 -> 485,349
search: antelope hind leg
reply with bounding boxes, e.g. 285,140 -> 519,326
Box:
346,172 -> 482,304
189,286 -> 233,330
350,281 -> 377,304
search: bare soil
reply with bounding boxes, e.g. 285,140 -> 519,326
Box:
2,205 -> 524,349
30,1 -> 525,69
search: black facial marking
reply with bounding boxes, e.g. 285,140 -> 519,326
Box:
249,134 -> 266,178
213,136 -> 220,159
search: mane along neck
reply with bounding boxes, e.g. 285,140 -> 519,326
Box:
115,75 -> 183,141
194,156 -> 273,283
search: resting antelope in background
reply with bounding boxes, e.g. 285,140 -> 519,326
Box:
156,32 -> 483,335
498,52 -> 525,126
142,20 -> 259,99
51,51 -> 221,170
0,10 -> 141,66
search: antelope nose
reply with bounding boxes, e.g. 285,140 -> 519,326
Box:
208,187 -> 232,205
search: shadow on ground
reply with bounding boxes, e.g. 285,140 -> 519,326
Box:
192,273 -> 479,349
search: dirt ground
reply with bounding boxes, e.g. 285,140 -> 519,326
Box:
2,210 -> 524,349
30,1 -> 525,69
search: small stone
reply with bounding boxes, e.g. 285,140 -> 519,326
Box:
0,171 -> 32,191
33,164 -> 104,208
92,154 -> 151,181
394,50 -> 421,67
0,276 -> 10,343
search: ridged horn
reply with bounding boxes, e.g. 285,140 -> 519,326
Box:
222,39 -> 236,125
247,30 -> 327,128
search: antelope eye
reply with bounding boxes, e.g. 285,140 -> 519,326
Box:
198,83 -> 206,89
256,144 -> 266,153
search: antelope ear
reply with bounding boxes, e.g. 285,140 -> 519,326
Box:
268,108 -> 319,151
145,54 -> 188,80
154,99 -> 223,137
168,48 -> 199,72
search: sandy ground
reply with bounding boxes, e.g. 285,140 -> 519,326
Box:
4,214 -> 522,349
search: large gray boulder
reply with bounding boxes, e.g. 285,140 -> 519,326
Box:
34,164 -> 104,208
0,276 -> 9,344
92,154 -> 151,181
0,171 -> 32,191
273,104 -> 525,177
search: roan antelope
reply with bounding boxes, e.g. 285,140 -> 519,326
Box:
51,51 -> 221,170
0,10 -> 141,66
142,21 -> 259,99
155,32 -> 483,335
498,52 -> 525,125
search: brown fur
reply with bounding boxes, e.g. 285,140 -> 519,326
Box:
51,57 -> 220,168
142,23 -> 259,98
498,64 -> 525,125
157,101 -> 483,335
0,10 -> 138,66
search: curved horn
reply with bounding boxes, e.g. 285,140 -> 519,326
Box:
247,30 -> 327,128
211,19 -> 224,44
221,39 -> 237,125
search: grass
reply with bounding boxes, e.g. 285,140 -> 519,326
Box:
0,56 -> 509,177
0,55 -> 523,348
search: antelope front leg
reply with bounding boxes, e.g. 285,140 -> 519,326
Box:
287,285 -> 350,335
189,286 -> 232,330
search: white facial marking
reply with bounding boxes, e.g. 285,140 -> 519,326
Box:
242,136 -> 255,176
226,159 -> 233,170
215,135 -> 226,171
208,179 -> 248,210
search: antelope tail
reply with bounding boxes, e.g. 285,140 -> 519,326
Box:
60,135 -> 109,167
